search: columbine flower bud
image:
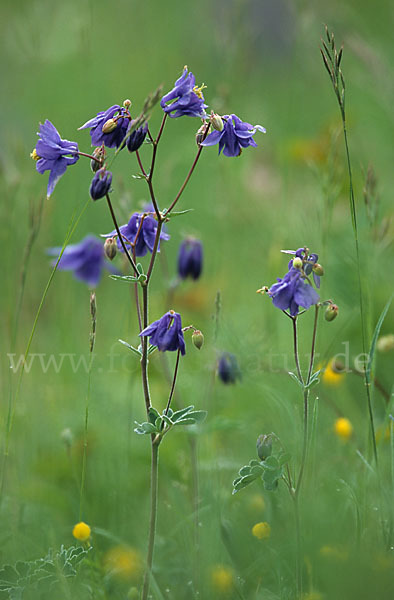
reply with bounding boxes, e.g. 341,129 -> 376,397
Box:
313,263 -> 324,276
90,146 -> 105,173
90,168 -> 112,201
218,352 -> 241,384
192,330 -> 204,350
210,112 -> 224,132
123,99 -> 132,109
102,118 -> 117,134
196,124 -> 206,146
256,434 -> 273,461
178,238 -> 203,280
293,257 -> 303,269
104,237 -> 117,260
325,303 -> 339,322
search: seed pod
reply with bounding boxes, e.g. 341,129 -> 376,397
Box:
325,304 -> 339,322
313,263 -> 324,276
192,330 -> 204,350
102,118 -> 117,134
104,237 -> 117,260
210,112 -> 224,132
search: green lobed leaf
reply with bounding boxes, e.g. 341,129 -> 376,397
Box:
118,339 -> 142,356
171,405 -> 195,422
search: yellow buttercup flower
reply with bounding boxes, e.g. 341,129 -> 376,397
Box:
334,417 -> 353,441
103,545 -> 143,582
322,359 -> 345,386
211,565 -> 234,594
72,521 -> 91,542
252,521 -> 271,540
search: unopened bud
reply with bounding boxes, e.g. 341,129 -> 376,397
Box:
123,99 -> 132,109
210,112 -> 224,131
90,146 -> 105,173
325,304 -> 339,322
104,237 -> 117,260
102,118 -> 117,134
127,588 -> 139,600
196,124 -> 206,146
313,263 -> 324,276
293,257 -> 303,269
192,330 -> 204,350
256,434 -> 273,461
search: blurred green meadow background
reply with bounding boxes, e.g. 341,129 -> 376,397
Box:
1,0 -> 394,598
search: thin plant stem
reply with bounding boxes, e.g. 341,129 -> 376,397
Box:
292,317 -> 304,384
140,284 -> 151,413
164,350 -> 181,416
105,193 -> 139,277
79,292 -> 96,521
142,441 -> 160,600
166,127 -> 208,215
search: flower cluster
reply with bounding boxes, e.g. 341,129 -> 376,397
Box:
177,238 -> 203,280
79,104 -> 130,149
140,310 -> 186,355
202,114 -> 266,157
31,120 -> 79,198
48,235 -> 113,287
160,67 -> 207,118
267,248 -> 321,317
104,212 -> 170,257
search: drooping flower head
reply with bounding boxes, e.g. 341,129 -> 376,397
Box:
104,212 -> 170,257
160,67 -> 208,118
201,114 -> 266,157
218,352 -> 241,384
31,120 -> 79,198
90,168 -> 112,201
125,120 -> 148,153
79,104 -> 130,149
178,238 -> 203,280
48,235 -> 113,287
139,310 -> 186,355
267,248 -> 320,317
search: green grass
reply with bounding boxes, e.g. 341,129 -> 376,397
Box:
1,0 -> 394,598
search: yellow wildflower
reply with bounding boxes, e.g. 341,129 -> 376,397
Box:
252,521 -> 271,540
103,545 -> 143,582
334,417 -> 353,441
322,359 -> 345,386
211,565 -> 234,594
72,521 -> 91,542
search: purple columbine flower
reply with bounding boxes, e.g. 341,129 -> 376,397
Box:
125,120 -> 148,153
139,310 -> 186,355
48,235 -> 113,287
103,212 -> 170,257
268,248 -> 320,317
90,168 -> 112,201
218,352 -> 241,384
201,114 -> 266,157
160,67 -> 208,118
79,105 -> 130,149
31,120 -> 79,198
178,238 -> 203,280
